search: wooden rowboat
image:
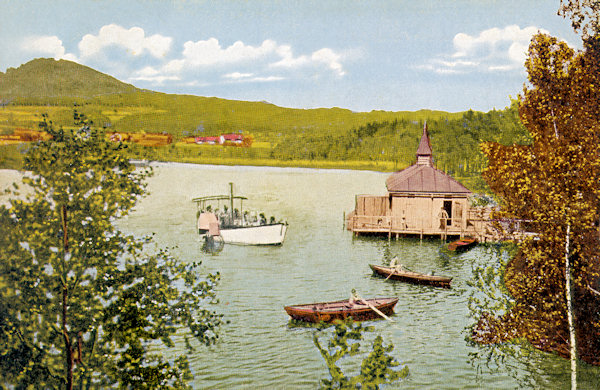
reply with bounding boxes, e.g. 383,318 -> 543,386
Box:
447,237 -> 477,252
369,264 -> 452,288
284,297 -> 398,323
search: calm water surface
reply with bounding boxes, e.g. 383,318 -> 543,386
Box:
2,163 -> 599,389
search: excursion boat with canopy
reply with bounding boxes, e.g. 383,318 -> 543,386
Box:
193,183 -> 288,246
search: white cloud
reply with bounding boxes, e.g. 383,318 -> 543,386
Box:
270,46 -> 346,76
312,48 -> 345,76
223,72 -> 284,83
251,75 -> 285,82
223,72 -> 254,79
507,41 -> 530,64
181,38 -> 277,66
426,25 -> 549,74
79,24 -> 172,59
270,45 -> 309,68
20,25 -> 349,89
129,66 -> 180,84
22,36 -> 78,61
137,37 -> 347,87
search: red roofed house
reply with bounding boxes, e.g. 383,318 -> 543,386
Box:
195,136 -> 220,145
347,123 -> 490,239
221,133 -> 244,144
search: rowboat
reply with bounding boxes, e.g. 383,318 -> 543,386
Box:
369,264 -> 452,288
284,297 -> 398,323
447,237 -> 477,252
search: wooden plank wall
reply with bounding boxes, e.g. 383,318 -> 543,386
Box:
356,195 -> 388,216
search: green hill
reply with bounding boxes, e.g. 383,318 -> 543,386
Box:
0,58 -> 139,98
0,58 -> 465,141
0,58 -> 527,189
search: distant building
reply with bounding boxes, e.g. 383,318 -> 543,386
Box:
106,131 -> 172,146
346,123 -> 493,240
195,136 -> 220,145
183,132 -> 250,146
0,128 -> 52,144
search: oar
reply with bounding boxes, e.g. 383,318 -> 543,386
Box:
385,257 -> 401,280
355,292 -> 395,322
384,267 -> 399,280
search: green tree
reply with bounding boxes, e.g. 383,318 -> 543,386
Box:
313,320 -> 408,389
0,114 -> 222,389
474,30 -> 600,370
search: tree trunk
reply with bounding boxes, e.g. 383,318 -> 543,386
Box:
62,286 -> 73,390
61,205 -> 73,390
565,223 -> 577,389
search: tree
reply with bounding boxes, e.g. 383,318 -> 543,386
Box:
0,113 -> 223,388
559,0 -> 600,38
474,31 -> 600,368
313,320 -> 408,389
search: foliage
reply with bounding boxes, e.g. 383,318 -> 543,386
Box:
559,0 -> 600,37
475,32 -> 600,365
313,319 -> 408,389
468,193 -> 498,208
0,112 -> 223,388
271,102 -> 528,182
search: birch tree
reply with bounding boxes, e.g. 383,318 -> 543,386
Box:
473,32 -> 600,367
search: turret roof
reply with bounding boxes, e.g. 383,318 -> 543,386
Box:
386,122 -> 471,194
416,123 -> 432,157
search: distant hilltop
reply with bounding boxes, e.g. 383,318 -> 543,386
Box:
0,58 -> 461,118
0,58 -> 139,98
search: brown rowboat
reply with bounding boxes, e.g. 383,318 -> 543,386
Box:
447,237 -> 477,252
284,297 -> 398,323
369,264 -> 452,288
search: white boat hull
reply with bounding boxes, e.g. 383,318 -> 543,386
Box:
211,223 -> 288,245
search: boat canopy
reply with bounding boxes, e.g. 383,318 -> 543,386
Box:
192,195 -> 248,203
192,194 -> 248,211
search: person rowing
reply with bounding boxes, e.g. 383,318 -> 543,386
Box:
350,289 -> 395,322
387,256 -> 405,280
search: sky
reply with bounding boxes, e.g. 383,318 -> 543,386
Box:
0,0 -> 582,113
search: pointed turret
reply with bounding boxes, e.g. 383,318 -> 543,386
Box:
416,122 -> 433,166
386,122 -> 470,194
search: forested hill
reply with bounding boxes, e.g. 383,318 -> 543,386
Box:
0,58 -> 530,190
0,58 -> 139,98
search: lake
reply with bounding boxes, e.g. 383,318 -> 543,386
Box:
2,163 -> 599,389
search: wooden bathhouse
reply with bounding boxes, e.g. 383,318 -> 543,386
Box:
347,123 -> 491,240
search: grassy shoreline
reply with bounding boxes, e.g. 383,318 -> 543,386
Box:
173,155 -> 403,172
1,144 -> 488,192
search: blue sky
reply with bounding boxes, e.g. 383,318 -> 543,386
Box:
0,0 -> 581,112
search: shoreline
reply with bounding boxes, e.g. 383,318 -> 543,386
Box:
150,160 -> 393,175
